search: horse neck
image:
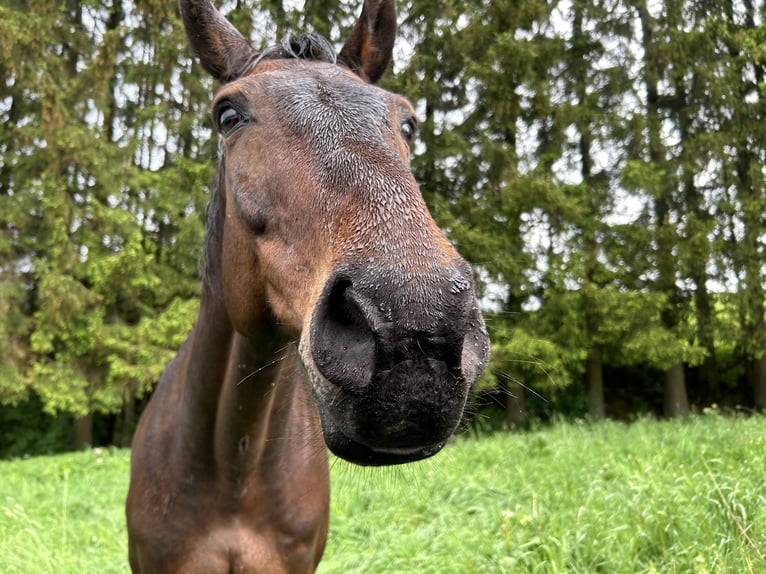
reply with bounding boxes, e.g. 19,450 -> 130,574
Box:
175,284 -> 309,478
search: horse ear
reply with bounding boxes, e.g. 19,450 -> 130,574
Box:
179,0 -> 258,83
338,0 -> 397,84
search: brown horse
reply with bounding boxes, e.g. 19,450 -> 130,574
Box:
125,0 -> 489,571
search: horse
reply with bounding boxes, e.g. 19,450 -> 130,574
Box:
125,0 -> 490,571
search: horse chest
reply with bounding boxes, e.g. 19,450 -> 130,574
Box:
130,493 -> 325,574
175,520 -> 320,574
128,430 -> 329,573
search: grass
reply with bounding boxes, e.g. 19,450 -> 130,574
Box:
0,446 -> 129,572
1,413 -> 765,573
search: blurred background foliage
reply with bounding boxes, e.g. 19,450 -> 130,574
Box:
2,0 -> 766,455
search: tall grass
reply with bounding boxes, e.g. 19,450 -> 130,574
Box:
322,413 -> 766,573
1,414 -> 764,573
0,447 -> 129,572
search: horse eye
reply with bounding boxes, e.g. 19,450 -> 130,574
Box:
400,119 -> 417,143
216,105 -> 245,135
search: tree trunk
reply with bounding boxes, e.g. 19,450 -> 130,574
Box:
639,2 -> 690,416
587,347 -> 605,419
749,355 -> 766,410
73,412 -> 93,449
663,362 -> 689,417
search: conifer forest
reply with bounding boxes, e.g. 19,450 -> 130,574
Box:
2,0 -> 766,450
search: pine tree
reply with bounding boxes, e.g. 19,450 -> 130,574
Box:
0,0 -> 211,444
718,0 -> 766,408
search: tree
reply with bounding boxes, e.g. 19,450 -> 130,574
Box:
716,0 -> 766,408
5,0 -> 766,447
0,0 -> 209,445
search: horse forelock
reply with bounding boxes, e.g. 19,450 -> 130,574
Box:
246,32 -> 337,75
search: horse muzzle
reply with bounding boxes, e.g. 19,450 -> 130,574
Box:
299,263 -> 489,466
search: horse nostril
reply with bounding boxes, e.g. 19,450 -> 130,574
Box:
310,277 -> 378,392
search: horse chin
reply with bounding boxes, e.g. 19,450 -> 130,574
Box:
298,338 -> 456,466
316,409 -> 447,466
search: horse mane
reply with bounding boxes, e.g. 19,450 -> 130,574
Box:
202,33 -> 337,292
201,168 -> 225,294
255,32 -> 337,68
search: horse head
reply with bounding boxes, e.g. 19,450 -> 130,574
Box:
181,0 -> 490,465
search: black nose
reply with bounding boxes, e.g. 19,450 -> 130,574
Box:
309,266 -> 473,392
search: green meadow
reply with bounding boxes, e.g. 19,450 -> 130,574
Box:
1,414 -> 765,573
